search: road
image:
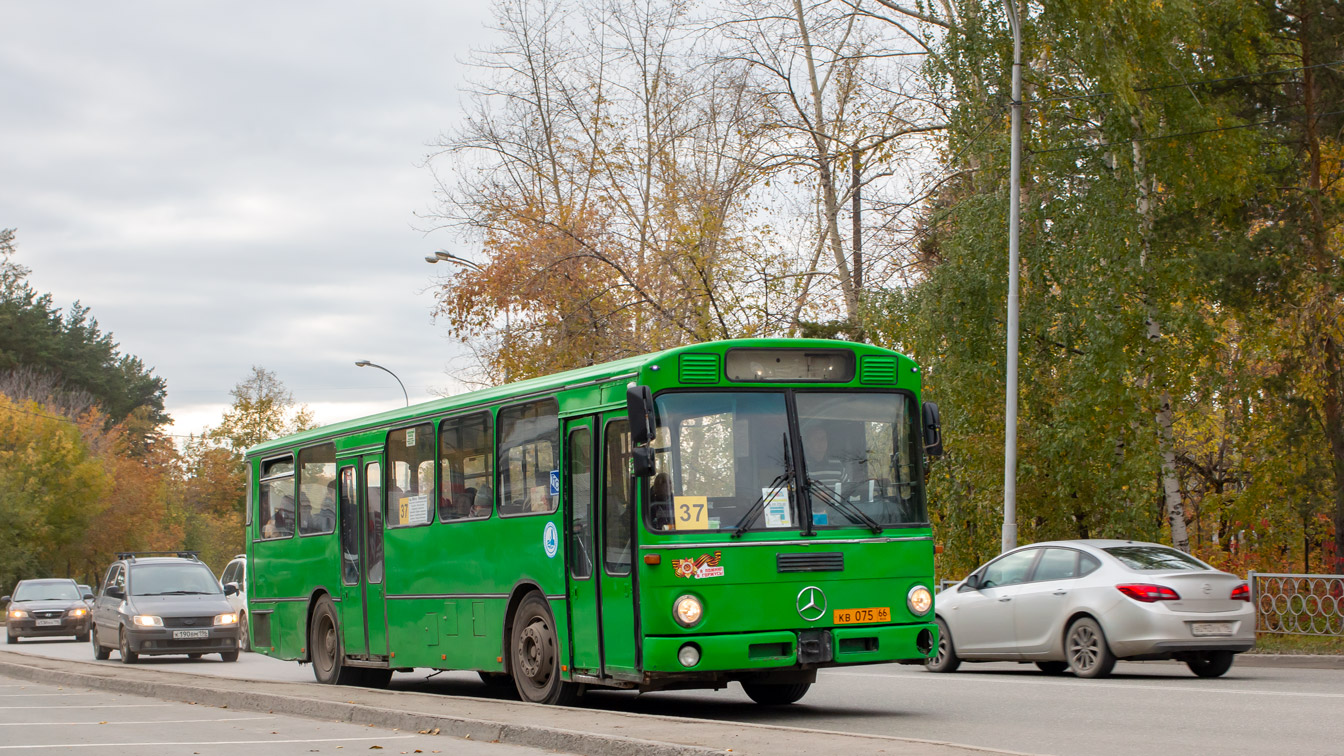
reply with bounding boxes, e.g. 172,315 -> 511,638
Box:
6,638 -> 1342,756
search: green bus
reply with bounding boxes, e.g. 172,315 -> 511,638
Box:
244,338 -> 942,705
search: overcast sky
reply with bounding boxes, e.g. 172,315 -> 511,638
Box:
1,2 -> 498,437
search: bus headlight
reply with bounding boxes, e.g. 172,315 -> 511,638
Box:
673,595 -> 703,627
132,615 -> 163,627
907,585 -> 933,616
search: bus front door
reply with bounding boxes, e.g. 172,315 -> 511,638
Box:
362,455 -> 389,658
597,414 -> 637,676
336,460 -> 367,656
563,418 -> 601,674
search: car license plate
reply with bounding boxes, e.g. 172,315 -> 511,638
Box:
833,607 -> 891,625
172,630 -> 209,640
35,619 -> 61,627
1191,622 -> 1234,637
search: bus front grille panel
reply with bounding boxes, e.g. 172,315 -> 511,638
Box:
776,552 -> 844,573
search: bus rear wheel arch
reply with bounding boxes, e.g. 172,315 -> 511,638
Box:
509,592 -> 579,705
309,595 -> 359,685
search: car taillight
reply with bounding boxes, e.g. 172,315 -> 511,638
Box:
1231,583 -> 1250,602
1116,583 -> 1181,603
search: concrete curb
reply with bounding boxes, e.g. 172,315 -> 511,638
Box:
0,651 -> 1026,756
1237,653 -> 1344,670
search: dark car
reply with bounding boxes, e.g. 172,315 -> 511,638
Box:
90,552 -> 241,663
4,578 -> 93,643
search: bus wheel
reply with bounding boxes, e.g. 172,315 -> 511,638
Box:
310,596 -> 355,685
742,681 -> 811,705
510,593 -> 578,706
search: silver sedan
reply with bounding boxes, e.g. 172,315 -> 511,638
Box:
926,540 -> 1255,678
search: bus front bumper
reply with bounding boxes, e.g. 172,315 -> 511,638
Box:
643,622 -> 937,673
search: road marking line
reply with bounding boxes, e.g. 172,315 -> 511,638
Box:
0,717 -> 275,726
0,699 -> 176,704
826,669 -> 1344,699
0,694 -> 91,697
0,735 -> 418,749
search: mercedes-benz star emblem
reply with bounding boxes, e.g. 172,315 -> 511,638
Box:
796,586 -> 827,622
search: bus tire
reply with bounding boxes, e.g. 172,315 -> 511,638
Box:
509,593 -> 578,706
479,671 -> 518,696
309,596 -> 356,685
741,681 -> 811,705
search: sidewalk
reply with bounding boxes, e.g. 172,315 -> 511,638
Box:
0,650 -> 1034,756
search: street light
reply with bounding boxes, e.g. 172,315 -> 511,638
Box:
1001,0 -> 1023,554
355,360 -> 408,407
425,250 -> 511,382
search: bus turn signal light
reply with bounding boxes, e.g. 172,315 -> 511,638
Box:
644,554 -> 661,565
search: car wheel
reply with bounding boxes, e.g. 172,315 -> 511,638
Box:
220,650 -> 239,663
5,629 -> 17,644
239,611 -> 251,652
1065,617 -> 1114,679
1035,661 -> 1069,675
75,630 -> 90,643
118,627 -> 138,664
741,681 -> 811,705
925,618 -> 961,673
509,592 -> 579,705
91,627 -> 110,660
1185,650 -> 1235,678
309,595 -> 355,685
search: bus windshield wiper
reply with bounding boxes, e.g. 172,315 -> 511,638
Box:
732,434 -> 793,539
807,476 -> 883,534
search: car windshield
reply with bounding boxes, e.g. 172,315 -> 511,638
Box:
129,564 -> 223,596
1104,546 -> 1209,571
648,392 -> 794,532
796,392 -> 927,528
12,581 -> 80,601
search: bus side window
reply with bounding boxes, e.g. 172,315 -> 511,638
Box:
439,412 -> 495,521
498,399 -> 559,517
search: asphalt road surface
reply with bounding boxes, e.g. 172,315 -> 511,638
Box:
7,638 -> 1341,756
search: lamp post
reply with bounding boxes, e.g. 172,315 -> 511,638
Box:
355,360 -> 408,406
1001,0 -> 1023,554
425,250 -> 512,382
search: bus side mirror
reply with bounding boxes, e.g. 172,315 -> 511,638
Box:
626,385 -> 655,447
626,385 -> 656,477
922,401 -> 943,458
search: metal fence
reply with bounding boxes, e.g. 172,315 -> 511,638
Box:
1249,572 -> 1344,637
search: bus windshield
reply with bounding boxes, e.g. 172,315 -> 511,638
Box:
796,392 -> 926,528
646,390 -> 927,532
649,392 -> 794,533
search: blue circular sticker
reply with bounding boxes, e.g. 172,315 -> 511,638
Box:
543,521 -> 559,558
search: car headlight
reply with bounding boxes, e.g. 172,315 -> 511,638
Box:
68,608 -> 87,617
907,585 -> 933,616
214,612 -> 238,626
132,614 -> 163,627
673,595 -> 703,627
7,609 -> 27,619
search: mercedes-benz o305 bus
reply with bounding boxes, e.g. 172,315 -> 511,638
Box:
244,339 -> 943,705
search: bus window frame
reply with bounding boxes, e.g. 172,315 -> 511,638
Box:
385,422 -> 437,530
296,442 -> 338,538
793,387 -> 930,531
255,453 -> 296,542
724,347 -> 856,384
435,408 -> 496,524
496,396 -> 561,519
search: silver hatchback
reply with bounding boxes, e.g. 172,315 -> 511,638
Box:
927,540 -> 1255,678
